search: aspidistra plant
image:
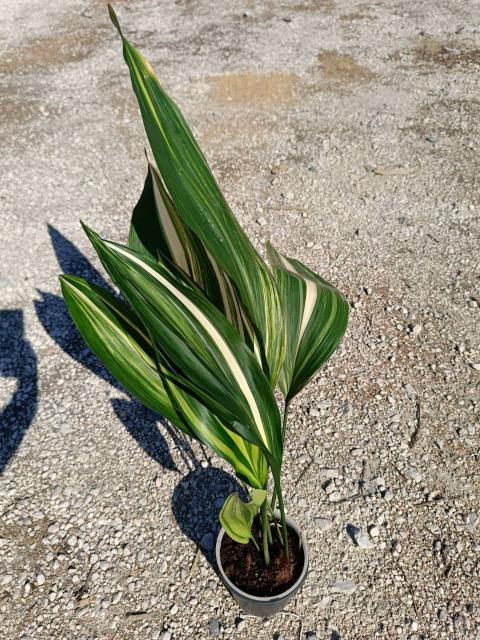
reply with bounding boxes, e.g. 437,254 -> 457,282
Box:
60,6 -> 349,565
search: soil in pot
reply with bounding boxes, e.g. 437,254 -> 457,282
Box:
219,519 -> 305,597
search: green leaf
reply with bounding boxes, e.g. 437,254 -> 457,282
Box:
110,11 -> 285,388
164,378 -> 268,489
267,243 -> 349,401
60,274 -> 268,488
59,274 -> 182,425
82,224 -> 283,476
219,489 -> 267,545
128,163 -> 256,350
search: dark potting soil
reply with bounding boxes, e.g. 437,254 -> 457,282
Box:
220,520 -> 305,597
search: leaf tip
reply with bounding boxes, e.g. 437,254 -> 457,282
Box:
58,274 -> 73,297
108,4 -> 123,37
80,220 -> 101,248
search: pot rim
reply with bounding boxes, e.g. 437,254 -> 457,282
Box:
215,512 -> 309,603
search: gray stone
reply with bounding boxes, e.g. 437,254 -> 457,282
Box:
208,618 -> 221,637
329,579 -> 356,595
314,517 -> 333,531
200,533 -> 215,551
347,525 -> 375,549
318,467 -> 340,479
328,491 -> 342,502
406,467 -> 422,482
408,324 -> 422,337
466,513 -> 479,531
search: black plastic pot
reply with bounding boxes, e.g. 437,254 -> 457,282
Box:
215,513 -> 309,617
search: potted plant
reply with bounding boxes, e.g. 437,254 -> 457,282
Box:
60,6 -> 349,617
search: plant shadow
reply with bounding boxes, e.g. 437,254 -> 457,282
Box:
36,225 -> 243,569
34,224 -> 177,472
172,465 -> 244,568
0,309 -> 38,473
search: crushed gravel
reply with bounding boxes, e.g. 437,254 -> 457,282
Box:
1,0 -> 479,638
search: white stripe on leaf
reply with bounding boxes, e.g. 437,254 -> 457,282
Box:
150,169 -> 190,274
105,242 -> 268,448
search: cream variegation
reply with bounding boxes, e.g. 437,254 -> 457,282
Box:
112,15 -> 285,388
60,275 -> 268,489
267,243 -> 349,402
58,6 -> 349,567
105,241 -> 270,449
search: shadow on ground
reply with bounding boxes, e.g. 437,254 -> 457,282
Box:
34,224 -> 177,472
35,225 -> 241,567
0,309 -> 38,473
172,465 -> 243,568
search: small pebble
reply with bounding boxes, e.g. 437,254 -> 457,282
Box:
408,324 -> 422,337
466,513 -> 479,531
348,526 -> 375,549
314,517 -> 333,531
270,161 -> 289,175
329,579 -> 356,595
200,533 -> 215,551
438,608 -> 447,621
406,467 -> 422,482
209,618 -> 221,637
328,491 -> 342,502
318,467 -> 340,479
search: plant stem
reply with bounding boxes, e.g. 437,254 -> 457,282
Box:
250,535 -> 260,552
266,512 -> 273,545
272,470 -> 289,557
260,501 -> 270,565
281,399 -> 290,440
268,501 -> 283,546
270,488 -> 277,512
270,401 -> 290,513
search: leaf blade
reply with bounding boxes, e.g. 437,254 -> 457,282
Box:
83,225 -> 283,473
60,274 -> 268,488
114,24 -> 285,386
267,243 -> 349,401
219,490 -> 267,545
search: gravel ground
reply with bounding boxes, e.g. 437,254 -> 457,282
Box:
1,1 -> 479,638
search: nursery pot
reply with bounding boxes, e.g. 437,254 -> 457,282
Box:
215,512 -> 309,617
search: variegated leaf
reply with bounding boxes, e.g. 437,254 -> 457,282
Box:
60,275 -> 268,488
83,224 -> 283,474
267,243 -> 349,402
219,489 -> 267,545
128,163 -> 255,348
109,7 -> 284,387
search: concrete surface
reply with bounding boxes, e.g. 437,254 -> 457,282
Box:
1,1 -> 479,638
